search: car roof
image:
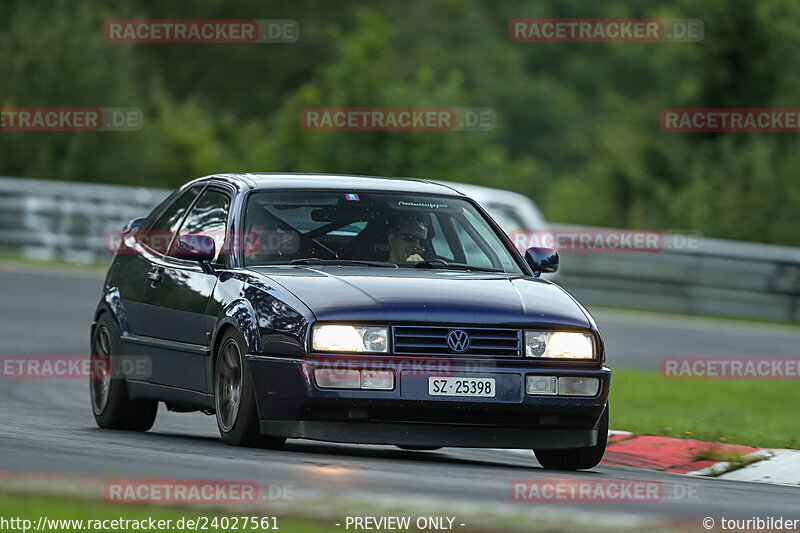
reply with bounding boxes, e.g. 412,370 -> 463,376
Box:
190,173 -> 467,196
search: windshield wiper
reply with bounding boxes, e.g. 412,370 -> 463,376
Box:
289,258 -> 398,268
406,260 -> 505,273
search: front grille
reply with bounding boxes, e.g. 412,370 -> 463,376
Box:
392,325 -> 522,357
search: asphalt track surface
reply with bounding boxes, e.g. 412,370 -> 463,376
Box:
1,265 -> 799,530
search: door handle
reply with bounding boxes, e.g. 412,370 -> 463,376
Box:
148,267 -> 164,286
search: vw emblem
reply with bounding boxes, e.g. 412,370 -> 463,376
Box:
447,329 -> 470,353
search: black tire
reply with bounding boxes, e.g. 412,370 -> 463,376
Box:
90,313 -> 158,431
214,328 -> 286,449
534,404 -> 609,470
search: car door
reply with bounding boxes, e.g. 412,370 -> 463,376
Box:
139,186 -> 232,392
116,186 -> 202,339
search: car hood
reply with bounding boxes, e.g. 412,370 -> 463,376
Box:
251,266 -> 591,328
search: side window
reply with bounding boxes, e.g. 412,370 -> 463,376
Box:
138,186 -> 201,254
172,189 -> 231,264
138,192 -> 178,232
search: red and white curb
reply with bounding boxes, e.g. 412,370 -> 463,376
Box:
602,432 -> 762,474
504,429 -> 800,485
605,431 -> 800,485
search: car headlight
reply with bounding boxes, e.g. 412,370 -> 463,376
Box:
524,331 -> 595,360
312,325 -> 389,353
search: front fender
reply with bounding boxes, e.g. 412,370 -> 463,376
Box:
205,299 -> 262,395
91,287 -> 130,340
214,299 -> 263,355
206,274 -> 312,393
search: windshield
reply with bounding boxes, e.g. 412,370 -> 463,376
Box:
242,190 -> 523,273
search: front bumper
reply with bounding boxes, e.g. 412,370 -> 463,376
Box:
246,354 -> 611,449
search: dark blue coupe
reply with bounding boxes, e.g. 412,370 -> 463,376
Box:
90,173 -> 611,470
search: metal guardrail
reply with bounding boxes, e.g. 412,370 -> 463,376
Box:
0,176 -> 169,264
1,176 -> 798,322
555,234 -> 800,323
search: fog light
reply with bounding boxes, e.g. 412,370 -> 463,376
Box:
361,370 -> 394,390
558,377 -> 600,397
526,375 -> 558,395
314,368 -> 360,389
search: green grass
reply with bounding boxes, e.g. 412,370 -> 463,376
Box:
0,493 -> 333,533
690,448 -> 763,470
610,368 -> 800,449
0,253 -> 109,273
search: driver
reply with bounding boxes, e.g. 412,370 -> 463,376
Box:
387,213 -> 429,262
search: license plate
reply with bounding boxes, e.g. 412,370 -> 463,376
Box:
428,377 -> 495,397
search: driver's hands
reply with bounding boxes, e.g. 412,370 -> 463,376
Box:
406,253 -> 424,262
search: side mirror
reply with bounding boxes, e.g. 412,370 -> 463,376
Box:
122,217 -> 145,236
525,247 -> 558,277
174,234 -> 216,263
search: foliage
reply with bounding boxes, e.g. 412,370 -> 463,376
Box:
0,0 -> 797,243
